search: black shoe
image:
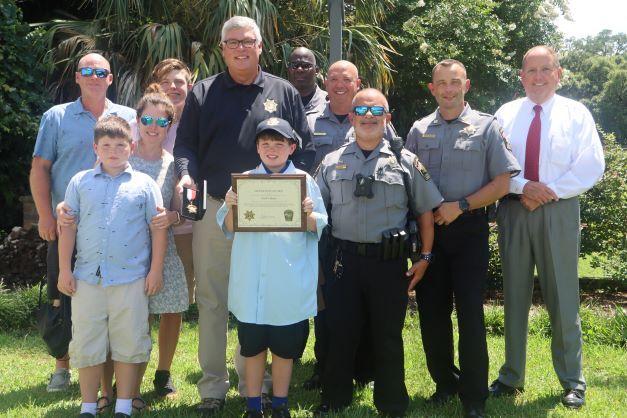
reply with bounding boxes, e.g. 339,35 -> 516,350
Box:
303,373 -> 321,390
562,389 -> 585,409
242,410 -> 264,418
272,404 -> 291,417
489,379 -> 522,397
313,404 -> 334,417
153,369 -> 176,397
197,398 -> 225,416
426,390 -> 457,405
464,406 -> 485,418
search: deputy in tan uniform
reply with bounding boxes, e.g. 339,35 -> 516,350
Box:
405,59 -> 520,418
315,88 -> 443,417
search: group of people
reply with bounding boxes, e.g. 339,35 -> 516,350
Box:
30,14 -> 605,418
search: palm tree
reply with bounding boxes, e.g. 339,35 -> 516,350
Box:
42,0 -> 396,106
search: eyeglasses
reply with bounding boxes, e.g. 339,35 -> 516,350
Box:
287,62 -> 314,70
353,105 -> 387,116
140,115 -> 172,128
222,38 -> 257,49
79,67 -> 110,78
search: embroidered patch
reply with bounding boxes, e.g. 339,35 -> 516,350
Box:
266,117 -> 280,126
335,163 -> 347,170
413,157 -> 431,181
263,98 -> 278,113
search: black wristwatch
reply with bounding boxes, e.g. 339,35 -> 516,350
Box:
458,197 -> 470,213
419,252 -> 434,263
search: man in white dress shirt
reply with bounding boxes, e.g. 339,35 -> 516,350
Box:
488,46 -> 605,409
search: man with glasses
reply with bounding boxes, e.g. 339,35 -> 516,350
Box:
405,59 -> 520,418
30,52 -> 135,393
489,46 -> 604,409
287,47 -> 327,115
314,89 -> 442,417
173,15 -> 314,416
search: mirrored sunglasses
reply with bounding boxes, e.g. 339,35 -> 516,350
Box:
353,105 -> 387,116
79,67 -> 110,78
140,115 -> 171,128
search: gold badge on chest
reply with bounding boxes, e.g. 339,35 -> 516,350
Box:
264,98 -> 278,113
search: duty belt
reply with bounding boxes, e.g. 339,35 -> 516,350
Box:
336,239 -> 382,257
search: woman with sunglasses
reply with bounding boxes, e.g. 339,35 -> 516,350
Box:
126,84 -> 189,411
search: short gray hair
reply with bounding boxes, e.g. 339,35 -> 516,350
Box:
221,16 -> 262,44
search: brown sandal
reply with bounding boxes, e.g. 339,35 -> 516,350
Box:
96,395 -> 112,415
132,396 -> 148,414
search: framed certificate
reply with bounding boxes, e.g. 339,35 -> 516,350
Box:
232,174 -> 306,232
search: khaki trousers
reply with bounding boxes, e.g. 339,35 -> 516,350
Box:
194,197 -> 271,399
497,197 -> 585,391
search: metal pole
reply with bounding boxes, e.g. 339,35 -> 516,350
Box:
329,0 -> 344,63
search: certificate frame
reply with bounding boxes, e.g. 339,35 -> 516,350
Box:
232,173 -> 307,232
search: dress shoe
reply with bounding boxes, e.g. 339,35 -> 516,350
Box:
464,406 -> 485,418
562,389 -> 585,409
489,379 -> 522,397
425,390 -> 457,405
313,404 -> 334,417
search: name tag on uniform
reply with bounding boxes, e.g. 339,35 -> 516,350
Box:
314,132 -> 327,136
422,133 -> 436,138
335,163 -> 347,170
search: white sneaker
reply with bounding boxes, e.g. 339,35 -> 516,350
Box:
46,368 -> 71,392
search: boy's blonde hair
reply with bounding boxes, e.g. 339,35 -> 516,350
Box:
94,115 -> 132,144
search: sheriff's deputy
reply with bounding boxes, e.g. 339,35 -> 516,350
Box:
315,88 -> 442,417
405,59 -> 520,418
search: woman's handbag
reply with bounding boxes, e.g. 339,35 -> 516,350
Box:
36,278 -> 72,359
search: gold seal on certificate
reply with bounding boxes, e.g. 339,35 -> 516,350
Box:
232,173 -> 306,232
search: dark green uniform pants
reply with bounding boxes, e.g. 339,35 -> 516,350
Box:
497,197 -> 585,391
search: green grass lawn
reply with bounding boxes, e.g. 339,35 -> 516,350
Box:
579,255 -> 608,278
0,311 -> 625,417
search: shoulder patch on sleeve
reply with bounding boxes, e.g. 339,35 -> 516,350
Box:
499,127 -> 512,151
413,157 -> 431,181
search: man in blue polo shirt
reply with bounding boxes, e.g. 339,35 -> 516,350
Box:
30,52 -> 136,392
174,16 -> 314,416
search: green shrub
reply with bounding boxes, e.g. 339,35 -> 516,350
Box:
0,0 -> 51,232
579,305 -> 626,348
484,304 -> 505,336
486,224 -> 502,289
0,283 -> 41,331
580,130 -> 627,281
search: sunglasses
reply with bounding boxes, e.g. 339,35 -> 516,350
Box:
287,62 -> 314,70
353,105 -> 387,116
79,67 -> 110,78
140,115 -> 172,128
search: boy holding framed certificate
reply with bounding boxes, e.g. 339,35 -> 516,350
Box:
217,118 -> 328,418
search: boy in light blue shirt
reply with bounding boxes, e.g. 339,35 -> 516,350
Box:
217,118 -> 327,418
57,116 -> 167,418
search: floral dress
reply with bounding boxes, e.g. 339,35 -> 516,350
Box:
129,153 -> 189,314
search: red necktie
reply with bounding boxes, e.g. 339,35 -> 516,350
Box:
524,105 -> 542,182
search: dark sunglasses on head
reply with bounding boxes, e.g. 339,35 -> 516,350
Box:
353,105 -> 387,116
79,67 -> 110,78
287,62 -> 314,70
140,115 -> 171,128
